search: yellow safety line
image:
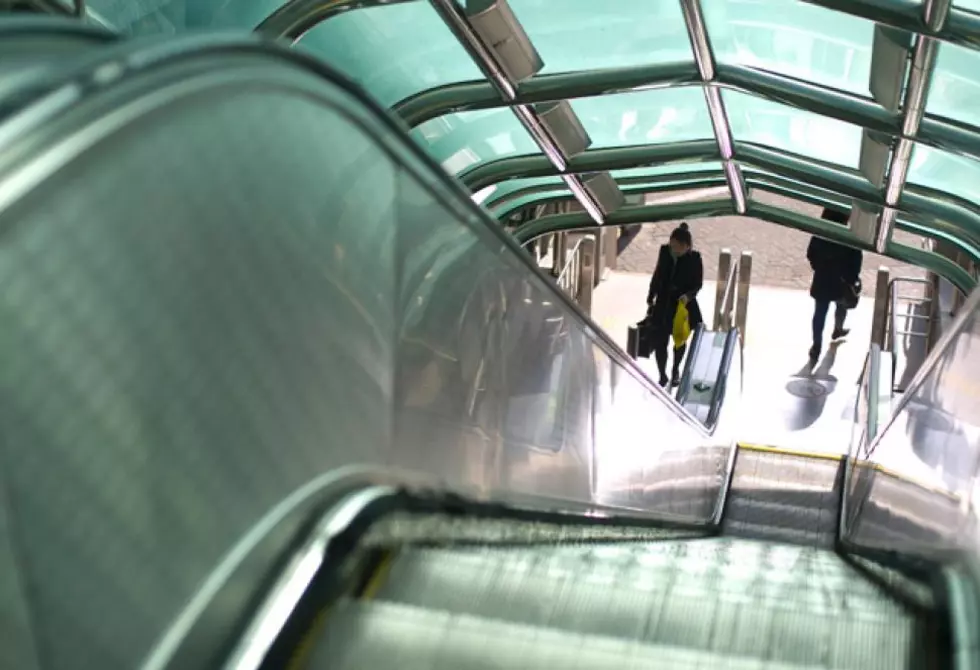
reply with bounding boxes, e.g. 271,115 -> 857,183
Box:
737,443 -> 961,502
737,442 -> 843,462
286,551 -> 394,670
360,552 -> 394,601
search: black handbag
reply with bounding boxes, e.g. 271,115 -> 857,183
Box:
840,278 -> 861,309
628,318 -> 655,359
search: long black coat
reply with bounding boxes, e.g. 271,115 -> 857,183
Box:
807,236 -> 863,302
646,245 -> 704,332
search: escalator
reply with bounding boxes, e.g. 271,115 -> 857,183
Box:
235,496 -> 942,670
0,18 -> 978,670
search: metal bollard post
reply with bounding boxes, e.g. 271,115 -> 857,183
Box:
604,226 -> 618,273
870,266 -> 890,349
553,232 -> 567,278
577,235 -> 596,316
713,248 -> 732,330
735,251 -> 753,343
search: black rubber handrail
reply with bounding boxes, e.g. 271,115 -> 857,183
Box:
675,323 -> 706,405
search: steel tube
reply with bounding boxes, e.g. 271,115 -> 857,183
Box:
680,0 -> 747,214
876,0 -> 949,253
428,0 -> 605,222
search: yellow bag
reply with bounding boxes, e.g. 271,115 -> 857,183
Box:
672,301 -> 691,348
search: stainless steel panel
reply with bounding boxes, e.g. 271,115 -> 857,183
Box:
844,288 -> 980,560
392,168 -> 732,522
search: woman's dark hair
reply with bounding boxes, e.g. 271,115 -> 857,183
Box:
669,221 -> 693,247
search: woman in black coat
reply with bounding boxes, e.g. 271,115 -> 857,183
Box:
645,223 -> 704,387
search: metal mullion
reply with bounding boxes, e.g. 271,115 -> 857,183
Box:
876,0 -> 949,253
680,0 -> 747,214
427,0 -> 605,223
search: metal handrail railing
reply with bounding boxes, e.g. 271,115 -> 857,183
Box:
867,287 -> 980,459
866,344 -> 881,447
555,236 -> 584,300
718,260 -> 738,331
886,276 -> 933,352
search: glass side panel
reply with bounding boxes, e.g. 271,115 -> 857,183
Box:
927,41 -> 980,129
570,87 -> 713,148
723,89 -> 864,169
412,109 -> 537,175
702,0 -> 875,97
86,0 -> 282,34
843,290 -> 980,560
298,3 -> 482,108
504,0 -> 693,72
908,143 -> 980,206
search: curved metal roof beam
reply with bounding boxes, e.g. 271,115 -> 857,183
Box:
511,194 -> 977,294
260,0 -> 980,54
800,0 -> 980,50
393,63 -> 980,164
460,140 -> 980,251
491,174 -> 980,266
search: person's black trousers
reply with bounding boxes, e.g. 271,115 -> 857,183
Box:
812,299 -> 847,351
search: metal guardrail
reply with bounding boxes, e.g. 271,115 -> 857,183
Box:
886,276 -> 933,352
716,256 -> 739,331
555,235 -> 584,299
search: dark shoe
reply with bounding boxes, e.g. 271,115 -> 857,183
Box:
659,376 -> 669,387
670,373 -> 681,388
808,345 -> 820,363
831,327 -> 850,340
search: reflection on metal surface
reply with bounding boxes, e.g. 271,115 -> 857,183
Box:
845,287 -> 980,560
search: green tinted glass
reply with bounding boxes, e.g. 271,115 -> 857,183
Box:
907,143 -> 980,206
703,0 -> 875,97
486,163 -> 726,213
927,42 -> 980,128
413,109 -> 536,175
298,3 -> 482,108
571,87 -> 713,148
507,0 -> 692,72
724,89 -> 864,168
86,0 -> 282,34
955,0 -> 980,12
413,88 -> 714,173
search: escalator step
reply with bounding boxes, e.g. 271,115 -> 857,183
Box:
310,598 -> 832,670
369,538 -> 919,669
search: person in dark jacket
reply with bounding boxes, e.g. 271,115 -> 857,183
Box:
806,234 -> 862,362
646,223 -> 704,387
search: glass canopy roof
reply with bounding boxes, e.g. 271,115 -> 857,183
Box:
62,0 -> 980,274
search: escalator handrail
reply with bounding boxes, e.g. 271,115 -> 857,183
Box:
866,286 -> 980,458
675,323 -> 706,405
705,328 -> 740,431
